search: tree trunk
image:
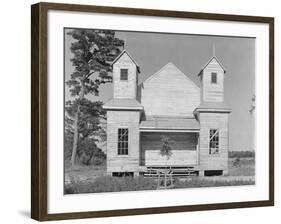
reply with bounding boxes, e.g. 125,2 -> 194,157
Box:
164,156 -> 168,188
71,105 -> 80,166
70,83 -> 85,167
164,171 -> 167,188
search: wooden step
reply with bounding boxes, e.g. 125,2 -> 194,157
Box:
143,166 -> 199,177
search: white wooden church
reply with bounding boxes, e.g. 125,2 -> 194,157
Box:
103,49 -> 231,177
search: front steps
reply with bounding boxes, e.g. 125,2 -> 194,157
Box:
144,166 -> 199,177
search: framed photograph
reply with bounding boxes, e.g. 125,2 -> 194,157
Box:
31,2 -> 274,221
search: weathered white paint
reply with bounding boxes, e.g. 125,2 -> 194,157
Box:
140,132 -> 198,151
145,150 -> 197,166
202,57 -> 225,103
140,132 -> 198,166
141,63 -> 200,116
113,52 -> 138,99
198,113 -> 229,171
106,110 -> 141,173
105,54 -> 231,175
140,129 -> 199,133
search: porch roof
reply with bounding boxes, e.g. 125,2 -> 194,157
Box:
194,102 -> 232,114
103,99 -> 143,110
140,116 -> 199,131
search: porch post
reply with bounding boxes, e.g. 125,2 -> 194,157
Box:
196,133 -> 200,165
139,131 -> 145,166
199,170 -> 204,176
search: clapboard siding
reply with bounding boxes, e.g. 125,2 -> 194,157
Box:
141,63 -> 200,116
198,113 -> 229,171
113,52 -> 138,99
105,53 -> 231,175
202,58 -> 224,102
140,132 -> 198,166
145,150 -> 197,166
141,132 -> 198,151
106,110 -> 141,173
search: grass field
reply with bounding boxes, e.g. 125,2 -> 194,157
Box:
65,156 -> 255,194
228,158 -> 255,176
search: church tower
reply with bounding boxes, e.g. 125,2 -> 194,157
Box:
103,50 -> 143,177
195,53 -> 232,176
111,50 -> 140,99
200,56 -> 225,103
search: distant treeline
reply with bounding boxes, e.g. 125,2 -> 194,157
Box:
228,151 -> 255,158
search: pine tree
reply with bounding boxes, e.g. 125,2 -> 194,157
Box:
66,29 -> 124,166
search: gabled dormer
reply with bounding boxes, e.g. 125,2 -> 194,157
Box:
198,56 -> 226,103
111,50 -> 140,99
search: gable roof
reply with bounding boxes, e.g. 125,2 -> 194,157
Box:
140,62 -> 199,89
198,56 -> 226,76
111,50 -> 140,72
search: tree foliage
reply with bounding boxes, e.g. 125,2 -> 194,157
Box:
77,138 -> 106,166
249,94 -> 256,114
66,28 -> 124,101
228,151 -> 255,158
65,29 -> 124,166
65,98 -> 105,140
160,135 -> 174,159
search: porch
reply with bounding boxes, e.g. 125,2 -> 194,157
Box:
139,116 -> 200,167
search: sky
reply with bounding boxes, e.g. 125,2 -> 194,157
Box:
65,29 -> 255,151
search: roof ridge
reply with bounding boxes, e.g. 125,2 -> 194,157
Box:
111,49 -> 140,72
140,62 -> 200,89
141,62 -> 174,84
198,56 -> 226,76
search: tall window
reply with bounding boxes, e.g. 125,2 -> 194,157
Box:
118,128 -> 129,155
209,129 -> 219,154
211,72 -> 217,84
120,69 -> 128,81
